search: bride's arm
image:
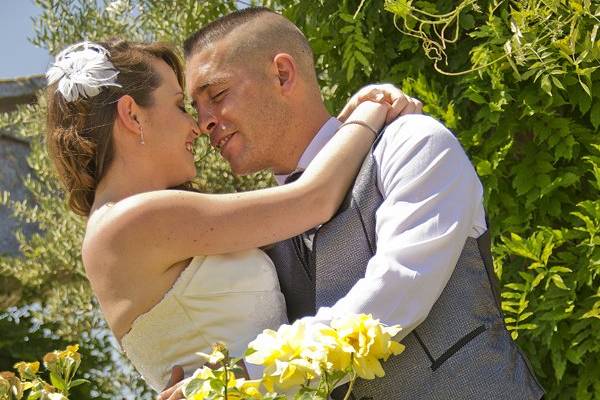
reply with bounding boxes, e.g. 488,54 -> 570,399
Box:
98,101 -> 387,266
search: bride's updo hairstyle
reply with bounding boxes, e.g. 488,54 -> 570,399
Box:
46,39 -> 184,216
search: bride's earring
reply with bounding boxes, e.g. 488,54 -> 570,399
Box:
139,125 -> 145,145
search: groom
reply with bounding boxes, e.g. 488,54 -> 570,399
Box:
161,7 -> 543,400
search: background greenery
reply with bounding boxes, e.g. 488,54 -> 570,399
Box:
0,0 -> 598,398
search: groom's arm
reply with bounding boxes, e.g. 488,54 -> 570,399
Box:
305,114 -> 486,339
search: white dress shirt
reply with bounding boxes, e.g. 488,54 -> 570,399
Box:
278,115 -> 487,340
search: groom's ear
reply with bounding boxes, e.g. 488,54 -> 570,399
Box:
272,53 -> 297,95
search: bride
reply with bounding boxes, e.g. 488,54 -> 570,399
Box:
45,39 -> 415,392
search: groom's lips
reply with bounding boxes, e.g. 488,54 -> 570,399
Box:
211,131 -> 237,151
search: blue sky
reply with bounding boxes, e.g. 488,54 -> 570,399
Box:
0,1 -> 249,80
0,0 -> 52,79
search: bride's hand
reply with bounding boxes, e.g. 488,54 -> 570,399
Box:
158,366 -> 187,400
344,100 -> 390,135
338,83 -> 423,125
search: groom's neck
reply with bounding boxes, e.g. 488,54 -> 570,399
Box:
277,103 -> 331,175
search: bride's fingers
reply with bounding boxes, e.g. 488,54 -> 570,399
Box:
385,96 -> 408,124
338,84 -> 423,123
157,379 -> 187,400
166,365 -> 184,388
338,86 -> 389,121
413,98 -> 424,113
337,98 -> 358,122
166,386 -> 185,400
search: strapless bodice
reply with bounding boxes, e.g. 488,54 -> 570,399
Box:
120,248 -> 288,391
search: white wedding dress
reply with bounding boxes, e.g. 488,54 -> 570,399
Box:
120,248 -> 288,391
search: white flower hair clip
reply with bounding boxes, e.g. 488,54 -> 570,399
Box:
46,41 -> 122,102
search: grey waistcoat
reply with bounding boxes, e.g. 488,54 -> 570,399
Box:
266,130 -> 544,400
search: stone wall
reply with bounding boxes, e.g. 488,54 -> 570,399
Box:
0,75 -> 44,256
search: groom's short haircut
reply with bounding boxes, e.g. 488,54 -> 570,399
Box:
183,7 -> 316,80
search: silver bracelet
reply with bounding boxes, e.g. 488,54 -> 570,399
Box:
338,120 -> 378,137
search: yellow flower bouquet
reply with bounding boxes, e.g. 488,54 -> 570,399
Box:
184,314 -> 405,400
1,314 -> 403,400
0,344 -> 88,400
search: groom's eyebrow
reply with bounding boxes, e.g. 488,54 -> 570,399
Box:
190,78 -> 229,110
191,77 -> 229,98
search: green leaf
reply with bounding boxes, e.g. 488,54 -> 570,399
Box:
340,25 -> 355,34
476,160 -> 493,176
549,266 -> 572,273
27,390 -> 42,400
346,58 -> 356,82
540,240 -> 554,265
531,272 -> 546,288
518,312 -> 534,322
460,13 -> 475,30
551,76 -> 565,90
49,372 -> 66,392
541,75 -> 553,97
384,0 -> 413,18
590,100 -> 600,130
339,13 -> 356,23
354,51 -> 370,68
69,378 -> 89,388
579,80 -> 592,97
517,323 -> 538,330
551,274 -> 568,290
552,349 -> 567,382
183,378 -> 205,397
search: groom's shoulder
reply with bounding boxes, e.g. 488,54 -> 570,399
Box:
382,114 -> 456,142
377,114 -> 461,154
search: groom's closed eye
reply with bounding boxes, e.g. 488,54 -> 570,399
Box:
210,89 -> 228,103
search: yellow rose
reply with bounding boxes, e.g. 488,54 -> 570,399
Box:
246,320 -> 321,392
233,378 -> 263,399
14,361 -> 40,380
246,321 -> 307,367
58,344 -> 81,362
196,349 -> 225,365
308,325 -> 353,372
274,358 -> 320,389
330,314 -> 405,380
43,352 -> 58,367
190,366 -> 216,381
0,374 -> 11,396
0,371 -> 23,399
0,371 -> 15,380
183,368 -> 216,400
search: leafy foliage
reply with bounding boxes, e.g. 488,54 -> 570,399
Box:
1,0 -> 598,398
1,1 -> 272,398
274,0 -> 599,398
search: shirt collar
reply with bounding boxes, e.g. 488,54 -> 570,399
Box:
275,117 -> 341,185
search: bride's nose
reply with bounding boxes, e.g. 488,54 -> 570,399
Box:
190,118 -> 200,138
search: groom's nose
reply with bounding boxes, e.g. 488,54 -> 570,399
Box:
198,107 -> 218,135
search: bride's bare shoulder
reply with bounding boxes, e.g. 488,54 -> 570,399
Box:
82,196 -> 148,273
82,191 -> 191,276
